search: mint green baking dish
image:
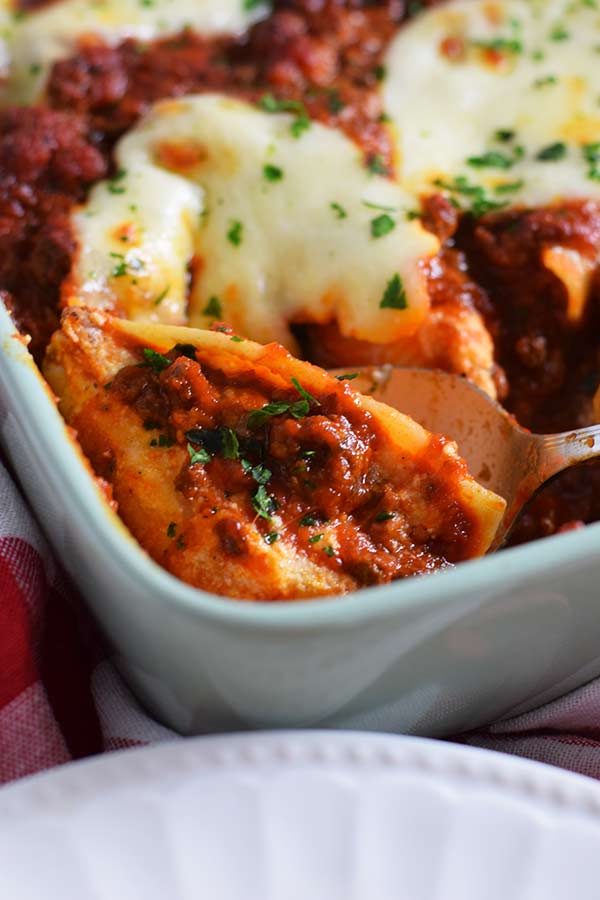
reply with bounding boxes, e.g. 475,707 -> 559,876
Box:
1,300 -> 599,736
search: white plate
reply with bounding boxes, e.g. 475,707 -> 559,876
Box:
1,731 -> 600,898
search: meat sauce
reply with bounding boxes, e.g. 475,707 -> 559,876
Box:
2,0 -> 599,546
107,339 -> 480,585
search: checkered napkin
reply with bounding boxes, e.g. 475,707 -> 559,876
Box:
2,454 -> 600,785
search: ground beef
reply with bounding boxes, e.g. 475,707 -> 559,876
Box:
0,108 -> 106,356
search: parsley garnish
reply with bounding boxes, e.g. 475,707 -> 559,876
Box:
371,213 -> 396,239
107,169 -> 127,194
263,164 -> 284,182
536,142 -> 567,161
227,220 -> 243,246
109,251 -> 144,278
248,379 -> 319,428
153,285 -> 170,307
467,151 -> 515,169
335,372 -> 359,381
300,515 -> 317,527
375,511 -> 396,522
379,273 -> 407,310
549,25 -> 569,41
327,89 -> 345,114
187,443 -> 210,465
533,74 -> 558,88
583,142 -> 600,181
167,522 -> 177,538
141,348 -> 172,373
330,202 -> 348,219
323,545 -> 335,557
173,343 -> 197,360
252,485 -> 278,520
258,93 -> 311,138
308,534 -> 323,544
494,129 -> 516,143
290,377 -> 320,408
221,428 -> 239,460
363,200 -> 398,212
433,176 -> 508,217
494,180 -> 524,194
202,295 -> 222,318
471,36 -> 523,54
264,532 -> 279,544
241,459 -> 272,485
367,154 -> 388,176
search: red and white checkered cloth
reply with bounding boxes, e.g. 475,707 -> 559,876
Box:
3,454 -> 600,786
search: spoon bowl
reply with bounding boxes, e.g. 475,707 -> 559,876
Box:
332,366 -> 600,550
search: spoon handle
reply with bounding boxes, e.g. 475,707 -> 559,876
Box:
491,424 -> 600,550
534,424 -> 600,485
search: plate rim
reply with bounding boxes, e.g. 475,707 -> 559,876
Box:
2,731 -> 600,823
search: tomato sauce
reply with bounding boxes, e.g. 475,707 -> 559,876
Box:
107,340 -> 481,586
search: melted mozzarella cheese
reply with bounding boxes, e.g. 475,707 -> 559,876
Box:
384,0 -> 600,209
1,0 -> 268,104
69,94 -> 438,348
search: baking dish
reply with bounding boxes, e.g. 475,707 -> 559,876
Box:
2,298 -> 600,737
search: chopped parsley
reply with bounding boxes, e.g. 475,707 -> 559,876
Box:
258,93 -> 311,138
308,533 -> 324,544
264,532 -> 279,545
109,251 -> 144,278
323,545 -> 336,557
375,511 -> 396,522
166,522 -> 177,538
433,176 -> 508,217
187,443 -> 211,465
140,348 -> 172,373
374,64 -> 386,81
533,74 -> 558,88
252,484 -> 278,520
241,460 -> 272,485
367,154 -> 388,176
494,180 -> 524,194
362,200 -> 398,212
536,142 -> 567,161
471,36 -> 523,54
335,372 -> 359,381
466,150 -> 516,169
202,295 -> 222,318
152,285 -> 170,307
583,142 -> 600,181
330,202 -> 348,219
263,164 -> 284,182
221,428 -> 240,460
173,343 -> 198,360
371,213 -> 396,238
300,515 -> 317,527
227,220 -> 243,246
549,25 -> 570,41
248,379 -> 319,428
327,89 -> 345,114
494,129 -> 516,143
379,273 -> 407,310
107,169 -> 127,194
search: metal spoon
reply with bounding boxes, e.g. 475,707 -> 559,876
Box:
331,366 -> 600,550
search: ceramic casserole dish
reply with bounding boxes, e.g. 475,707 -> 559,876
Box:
2,300 -> 600,737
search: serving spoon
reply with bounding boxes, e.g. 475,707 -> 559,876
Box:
331,366 -> 600,551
